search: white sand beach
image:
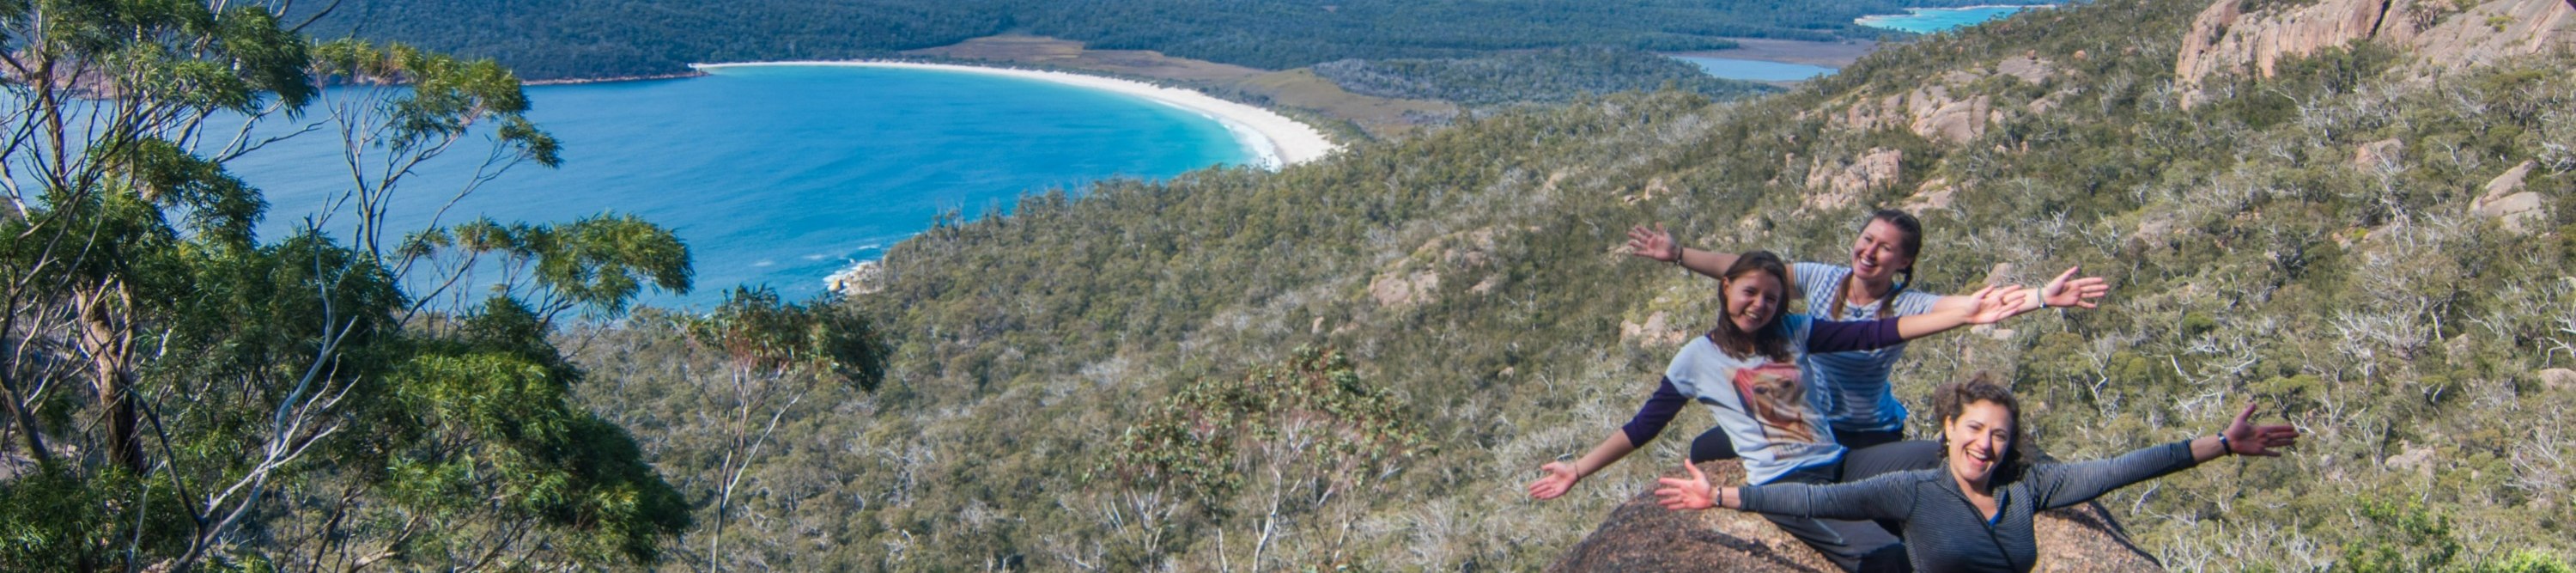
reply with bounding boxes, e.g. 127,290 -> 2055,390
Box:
690,61 -> 1340,170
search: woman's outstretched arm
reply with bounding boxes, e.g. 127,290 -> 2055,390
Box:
1528,378 -> 1689,500
2029,402 -> 2301,509
1656,460 -> 1918,521
1627,223 -> 1740,280
1927,265 -> 2113,314
1806,285 -> 2030,353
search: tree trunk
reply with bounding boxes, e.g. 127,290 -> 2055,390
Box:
77,283 -> 145,473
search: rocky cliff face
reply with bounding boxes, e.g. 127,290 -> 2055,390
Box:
1547,460 -> 2167,572
2176,0 -> 2576,100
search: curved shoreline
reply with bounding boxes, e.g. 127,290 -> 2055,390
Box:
689,60 -> 1341,170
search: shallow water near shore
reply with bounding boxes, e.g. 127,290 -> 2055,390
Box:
1669,56 -> 1838,82
229,64 -> 1252,308
1856,5 -> 2050,34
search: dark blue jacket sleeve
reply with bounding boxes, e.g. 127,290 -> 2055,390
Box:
1807,318 -> 1906,353
1620,377 -> 1689,446
2027,440 -> 2202,509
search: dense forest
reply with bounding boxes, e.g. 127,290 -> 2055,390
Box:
10,0 -> 2576,570
1311,46 -> 1781,108
298,0 -> 1981,79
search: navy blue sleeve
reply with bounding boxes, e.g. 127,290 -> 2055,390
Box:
1806,318 -> 1906,353
1620,377 -> 1689,446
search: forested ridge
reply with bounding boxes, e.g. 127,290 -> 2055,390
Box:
1312,46 -> 1782,108
301,0 -> 1978,80
10,0 -> 2576,570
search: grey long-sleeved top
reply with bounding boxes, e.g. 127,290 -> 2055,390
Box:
1737,440 -> 2202,573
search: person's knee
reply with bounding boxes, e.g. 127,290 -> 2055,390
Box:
1856,542 -> 1911,573
1690,429 -> 1740,463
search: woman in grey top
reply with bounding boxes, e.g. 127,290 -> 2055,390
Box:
1652,375 -> 2302,573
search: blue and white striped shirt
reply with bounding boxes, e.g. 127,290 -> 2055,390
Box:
1790,262 -> 1944,434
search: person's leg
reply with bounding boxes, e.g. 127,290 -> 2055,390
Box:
1834,428 -> 1905,450
1836,440 -> 1942,540
1760,509 -> 1912,572
1765,468 -> 1913,572
1840,440 -> 1941,481
1689,427 -> 1740,463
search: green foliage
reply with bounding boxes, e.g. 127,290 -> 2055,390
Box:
1311,46 -> 1778,108
1101,346 -> 1430,508
2337,500 -> 2465,572
692,286 -> 892,392
423,213 -> 693,319
0,2 -> 735,570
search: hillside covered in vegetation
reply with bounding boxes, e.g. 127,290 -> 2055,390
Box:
572,0 -> 2576,569
9,0 -> 2576,570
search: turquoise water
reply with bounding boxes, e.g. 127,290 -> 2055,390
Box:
1855,5 -> 2050,34
1669,56 -> 1838,82
227,65 -> 1252,308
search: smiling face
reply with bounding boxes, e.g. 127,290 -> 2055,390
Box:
1723,271 -> 1785,334
1848,218 -> 1918,283
1943,399 -> 2015,490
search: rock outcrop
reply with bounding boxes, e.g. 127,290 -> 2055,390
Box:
1832,74 -> 2000,145
1369,227 -> 1511,308
2352,137 -> 2403,169
2474,161 -> 2549,235
1550,460 -> 2166,573
1804,148 -> 1905,209
2176,0 -> 2576,102
824,260 -> 885,296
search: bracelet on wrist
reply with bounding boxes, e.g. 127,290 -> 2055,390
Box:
2215,433 -> 2233,455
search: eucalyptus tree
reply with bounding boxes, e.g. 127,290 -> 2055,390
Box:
0,0 -> 696,570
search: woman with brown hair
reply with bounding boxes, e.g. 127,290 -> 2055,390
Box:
1528,251 -> 2033,572
1628,210 -> 2110,454
1654,375 -> 2302,573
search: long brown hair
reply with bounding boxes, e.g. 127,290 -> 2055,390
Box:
1707,251 -> 1793,363
1828,209 -> 1924,319
1932,372 -> 2030,480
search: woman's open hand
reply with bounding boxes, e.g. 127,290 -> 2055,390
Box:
1654,461 -> 1717,510
1625,224 -> 1680,263
1963,285 -> 2035,325
2223,403 -> 2301,457
2041,265 -> 2111,309
1528,461 -> 1583,500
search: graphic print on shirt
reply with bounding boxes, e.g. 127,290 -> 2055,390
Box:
1730,362 -> 1822,445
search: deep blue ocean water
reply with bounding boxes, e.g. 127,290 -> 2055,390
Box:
226,64 -> 1251,308
1669,57 -> 1838,82
1854,5 -> 2050,34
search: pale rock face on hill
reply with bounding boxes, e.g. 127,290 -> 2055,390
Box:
1804,148 -> 1906,210
2475,161 -> 2549,235
1547,460 -> 2166,572
2176,0 -> 2576,102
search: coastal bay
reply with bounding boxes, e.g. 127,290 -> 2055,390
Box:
232,64 -> 1299,307
693,61 -> 1340,168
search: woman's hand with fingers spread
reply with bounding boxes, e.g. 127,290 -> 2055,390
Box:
2041,265 -> 2111,309
1528,461 -> 1583,500
2224,403 -> 2301,457
1626,223 -> 1680,263
1963,285 -> 2034,325
1655,461 -> 1717,510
